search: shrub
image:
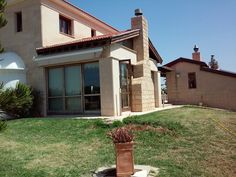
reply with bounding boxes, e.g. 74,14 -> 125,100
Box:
111,121 -> 124,128
0,120 -> 7,132
0,82 -> 33,118
29,89 -> 43,117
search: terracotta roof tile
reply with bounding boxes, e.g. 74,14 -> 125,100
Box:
37,29 -> 139,51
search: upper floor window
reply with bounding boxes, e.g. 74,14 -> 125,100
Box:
15,12 -> 22,32
91,29 -> 96,37
59,15 -> 72,35
188,72 -> 197,89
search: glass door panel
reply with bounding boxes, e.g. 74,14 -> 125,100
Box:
66,97 -> 81,111
120,62 -> 131,110
65,66 -> 82,112
48,98 -> 63,111
65,66 -> 81,96
83,62 -> 101,112
84,96 -> 100,111
48,68 -> 64,112
48,68 -> 63,97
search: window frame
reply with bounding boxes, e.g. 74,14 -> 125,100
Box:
59,15 -> 73,37
47,62 -> 101,115
15,11 -> 23,32
91,29 -> 97,37
188,72 -> 197,89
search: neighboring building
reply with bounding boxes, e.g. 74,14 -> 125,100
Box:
0,0 -> 163,116
163,46 -> 236,111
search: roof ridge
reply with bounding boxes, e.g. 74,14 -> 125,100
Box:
165,57 -> 208,67
62,0 -> 119,32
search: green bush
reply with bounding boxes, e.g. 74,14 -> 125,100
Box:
111,120 -> 124,128
0,120 -> 7,132
0,82 -> 33,118
30,89 -> 43,117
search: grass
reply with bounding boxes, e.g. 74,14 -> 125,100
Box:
0,106 -> 235,177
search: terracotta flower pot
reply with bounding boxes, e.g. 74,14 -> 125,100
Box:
115,142 -> 134,177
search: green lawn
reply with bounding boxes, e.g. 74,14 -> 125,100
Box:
0,106 -> 235,177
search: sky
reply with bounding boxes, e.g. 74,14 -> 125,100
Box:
68,0 -> 236,72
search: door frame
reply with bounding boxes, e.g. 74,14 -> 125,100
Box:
119,60 -> 132,112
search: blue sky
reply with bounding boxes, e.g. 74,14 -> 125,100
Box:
68,0 -> 236,72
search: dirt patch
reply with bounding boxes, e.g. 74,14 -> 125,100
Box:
124,124 -> 171,134
0,137 -> 22,149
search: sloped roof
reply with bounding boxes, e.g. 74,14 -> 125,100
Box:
36,29 -> 163,63
165,57 -> 208,67
165,57 -> 236,78
37,29 -> 140,52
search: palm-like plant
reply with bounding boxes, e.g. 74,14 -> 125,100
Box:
0,0 -> 7,53
0,82 -> 33,117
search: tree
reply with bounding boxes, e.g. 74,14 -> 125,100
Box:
208,55 -> 219,70
0,0 -> 7,53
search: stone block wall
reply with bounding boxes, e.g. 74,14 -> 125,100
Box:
131,15 -> 156,112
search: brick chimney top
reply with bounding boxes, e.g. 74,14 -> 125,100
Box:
135,9 -> 143,16
192,45 -> 201,61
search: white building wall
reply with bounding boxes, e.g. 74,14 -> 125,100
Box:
0,70 -> 26,88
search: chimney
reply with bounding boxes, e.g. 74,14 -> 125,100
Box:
131,9 -> 149,62
192,45 -> 201,61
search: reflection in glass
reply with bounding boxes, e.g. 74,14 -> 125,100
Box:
48,98 -> 63,111
121,94 -> 129,107
48,62 -> 101,113
120,62 -> 130,109
48,68 -> 63,97
66,97 -> 81,111
84,63 -> 100,94
65,66 -> 81,96
84,96 -> 100,111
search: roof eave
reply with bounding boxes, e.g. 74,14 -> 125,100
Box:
149,39 -> 163,64
36,30 -> 140,55
60,0 -> 119,33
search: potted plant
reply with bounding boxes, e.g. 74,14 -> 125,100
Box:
108,127 -> 134,177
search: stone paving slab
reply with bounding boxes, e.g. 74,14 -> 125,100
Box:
93,165 -> 159,177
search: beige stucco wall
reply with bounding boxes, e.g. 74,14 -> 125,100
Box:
0,0 -> 46,99
110,44 -> 137,65
99,57 -> 121,116
166,62 -> 236,111
41,0 -> 109,46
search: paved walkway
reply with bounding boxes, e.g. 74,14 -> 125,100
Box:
105,104 -> 183,122
71,104 -> 183,122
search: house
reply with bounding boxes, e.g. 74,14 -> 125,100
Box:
0,0 -> 163,116
163,46 -> 236,111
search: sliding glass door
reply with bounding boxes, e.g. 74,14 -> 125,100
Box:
47,62 -> 100,114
